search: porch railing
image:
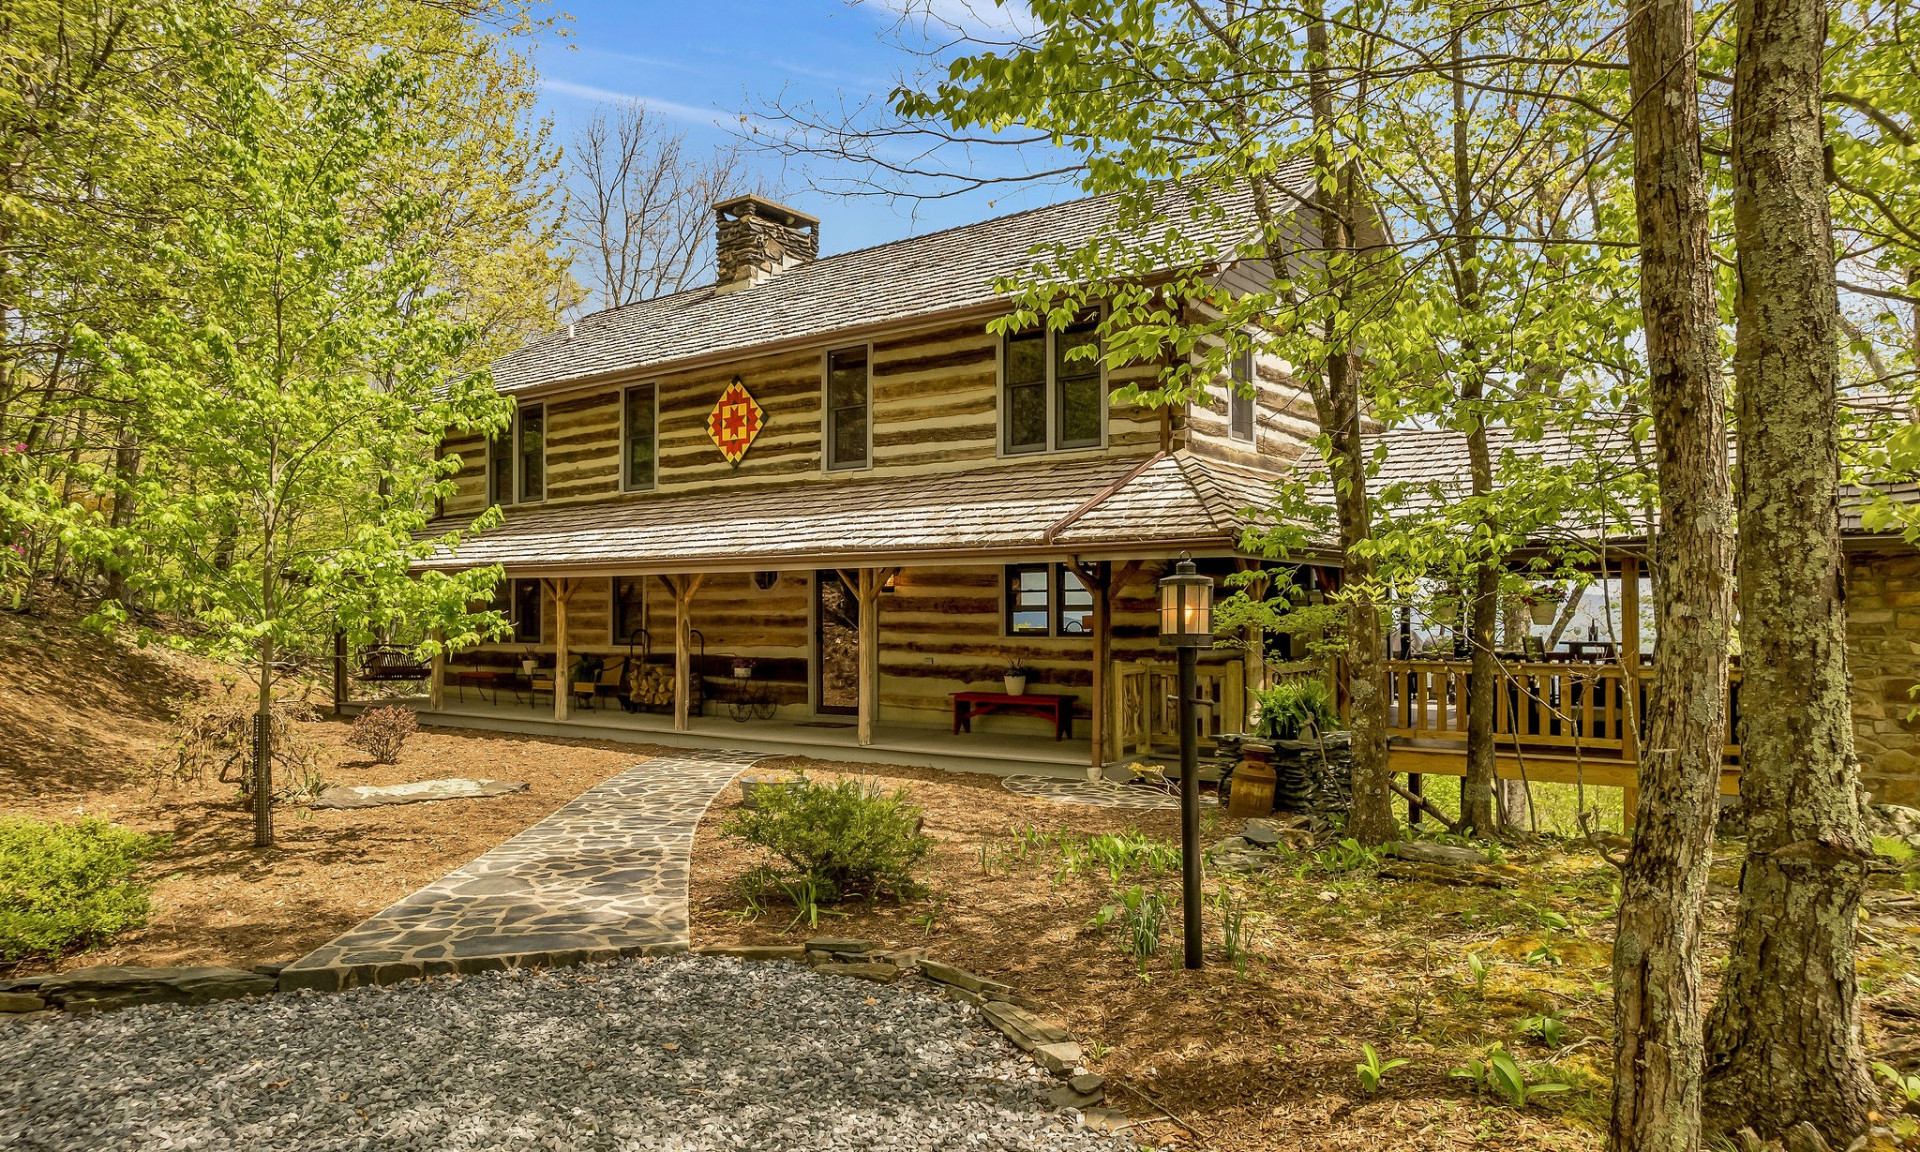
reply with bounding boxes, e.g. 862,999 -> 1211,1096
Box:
1382,658 -> 1742,762
1111,658 -> 1245,757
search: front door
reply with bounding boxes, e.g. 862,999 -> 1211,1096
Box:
814,571 -> 859,714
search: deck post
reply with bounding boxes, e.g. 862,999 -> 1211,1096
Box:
664,574 -> 705,732
332,631 -> 349,714
427,629 -> 445,713
548,578 -> 575,722
1617,556 -> 1642,829
854,568 -> 895,747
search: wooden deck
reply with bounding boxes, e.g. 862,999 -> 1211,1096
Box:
1378,658 -> 1744,798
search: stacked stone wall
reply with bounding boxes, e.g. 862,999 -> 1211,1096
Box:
1848,548 -> 1920,804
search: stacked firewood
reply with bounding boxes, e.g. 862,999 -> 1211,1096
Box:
628,664 -> 700,708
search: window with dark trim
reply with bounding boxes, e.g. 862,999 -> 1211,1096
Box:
511,578 -> 543,644
623,384 -> 656,491
826,346 -> 870,469
1229,349 -> 1255,442
611,575 -> 646,643
1004,564 -> 1094,637
1003,318 -> 1103,454
488,429 -> 513,507
516,404 -> 545,503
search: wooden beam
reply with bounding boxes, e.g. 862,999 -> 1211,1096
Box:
427,630 -> 445,713
854,568 -> 893,746
548,578 -> 572,721
669,574 -> 705,731
1618,556 -> 1642,829
332,631 -> 349,715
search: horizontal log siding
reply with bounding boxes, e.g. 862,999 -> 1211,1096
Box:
436,314 -> 1190,512
442,432 -> 489,519
1183,352 -> 1319,470
875,564 -> 1242,731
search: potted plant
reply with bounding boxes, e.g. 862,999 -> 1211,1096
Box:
1004,664 -> 1032,696
1524,583 -> 1564,626
520,648 -> 538,676
1250,679 -> 1340,743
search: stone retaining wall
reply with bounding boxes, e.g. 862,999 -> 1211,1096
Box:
1849,548 -> 1920,805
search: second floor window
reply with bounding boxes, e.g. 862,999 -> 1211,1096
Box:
1005,316 -> 1104,454
516,404 -> 545,503
623,384 -> 656,491
826,346 -> 870,469
1229,349 -> 1255,442
491,404 -> 545,506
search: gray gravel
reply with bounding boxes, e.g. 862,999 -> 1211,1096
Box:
0,956 -> 1133,1152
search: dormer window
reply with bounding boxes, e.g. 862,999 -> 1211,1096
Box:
1004,315 -> 1104,454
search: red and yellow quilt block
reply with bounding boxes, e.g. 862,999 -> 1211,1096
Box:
706,378 -> 764,464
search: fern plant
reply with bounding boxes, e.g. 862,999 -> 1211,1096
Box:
1250,678 -> 1339,741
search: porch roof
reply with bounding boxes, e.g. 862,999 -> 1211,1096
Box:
415,452 -> 1287,575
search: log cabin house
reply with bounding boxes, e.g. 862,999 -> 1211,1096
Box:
397,187 -> 1920,808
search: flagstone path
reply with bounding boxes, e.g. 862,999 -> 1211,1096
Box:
280,748 -> 762,993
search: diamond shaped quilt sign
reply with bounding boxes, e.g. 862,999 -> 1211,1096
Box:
706,378 -> 764,465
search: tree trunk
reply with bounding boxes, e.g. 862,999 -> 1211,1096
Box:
104,420 -> 140,610
1702,0 -> 1875,1134
1304,3 -> 1393,846
253,634 -> 275,849
1609,0 -> 1738,1144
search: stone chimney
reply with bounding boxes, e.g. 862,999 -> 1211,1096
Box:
713,195 -> 820,293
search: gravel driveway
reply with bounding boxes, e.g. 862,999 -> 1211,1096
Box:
0,956 -> 1132,1152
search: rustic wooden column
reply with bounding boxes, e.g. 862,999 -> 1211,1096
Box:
661,574 -> 706,731
1239,563 -> 1270,728
545,578 -> 576,722
332,631 -> 349,714
427,629 -> 445,713
1619,556 -> 1642,829
1069,560 -> 1143,773
849,568 -> 896,747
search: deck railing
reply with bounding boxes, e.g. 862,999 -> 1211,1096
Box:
1382,658 -> 1742,762
1111,659 -> 1245,757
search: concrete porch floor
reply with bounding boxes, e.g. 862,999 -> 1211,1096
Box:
366,693 -> 1103,780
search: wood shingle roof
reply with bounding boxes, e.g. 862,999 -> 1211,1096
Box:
417,453 -> 1283,574
492,171 -> 1315,396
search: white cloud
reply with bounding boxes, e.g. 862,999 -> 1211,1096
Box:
540,79 -> 772,135
860,0 -> 1035,40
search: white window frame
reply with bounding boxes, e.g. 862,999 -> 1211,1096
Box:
821,343 -> 874,472
621,383 -> 659,492
996,314 -> 1109,457
489,402 -> 549,506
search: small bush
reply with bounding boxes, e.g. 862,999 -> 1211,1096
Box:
154,696 -> 324,787
722,775 -> 931,903
346,706 -> 418,764
0,817 -> 167,962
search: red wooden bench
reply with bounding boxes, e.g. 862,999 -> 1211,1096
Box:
951,691 -> 1073,740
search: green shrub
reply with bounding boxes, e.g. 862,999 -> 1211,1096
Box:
0,817 -> 167,962
722,775 -> 931,903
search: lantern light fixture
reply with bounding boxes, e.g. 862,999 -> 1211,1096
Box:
1157,556 -> 1215,647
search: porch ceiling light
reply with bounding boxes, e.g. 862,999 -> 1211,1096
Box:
1157,556 -> 1214,647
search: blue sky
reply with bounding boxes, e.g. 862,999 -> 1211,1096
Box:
528,0 -> 1070,259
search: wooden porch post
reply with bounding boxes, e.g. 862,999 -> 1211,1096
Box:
1069,560 -> 1142,773
849,567 -> 896,747
332,631 -> 349,714
1619,556 -> 1642,829
1239,562 -> 1270,729
427,629 -> 445,713
545,578 -> 576,722
659,574 -> 706,731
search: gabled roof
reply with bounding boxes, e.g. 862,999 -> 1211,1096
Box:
495,169 -> 1315,396
416,452 -> 1284,574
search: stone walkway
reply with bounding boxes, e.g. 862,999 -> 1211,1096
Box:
280,749 -> 760,993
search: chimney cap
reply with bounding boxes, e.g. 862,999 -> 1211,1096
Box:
713,194 -> 819,230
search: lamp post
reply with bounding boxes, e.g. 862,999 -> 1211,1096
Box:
1158,555 -> 1214,970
